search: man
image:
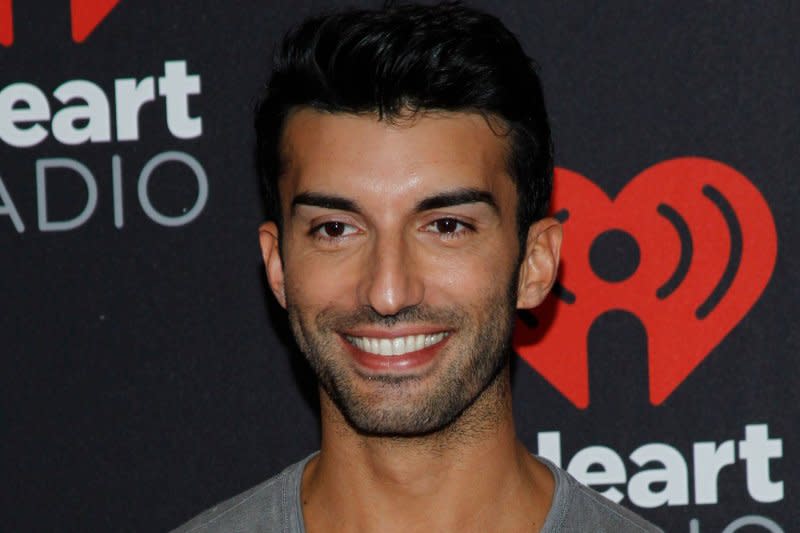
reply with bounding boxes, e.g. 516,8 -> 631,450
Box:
175,3 -> 662,531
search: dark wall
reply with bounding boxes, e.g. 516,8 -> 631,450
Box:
1,1 -> 797,531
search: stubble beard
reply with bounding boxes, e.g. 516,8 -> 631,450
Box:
286,284 -> 518,438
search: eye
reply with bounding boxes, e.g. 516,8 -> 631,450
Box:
423,217 -> 474,236
311,221 -> 359,239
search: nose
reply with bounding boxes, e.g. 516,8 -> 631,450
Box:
359,233 -> 424,316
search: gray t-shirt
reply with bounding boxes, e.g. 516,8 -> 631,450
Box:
173,453 -> 662,532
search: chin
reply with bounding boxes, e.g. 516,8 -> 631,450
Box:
327,354 -> 509,438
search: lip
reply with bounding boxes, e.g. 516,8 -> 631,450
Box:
338,329 -> 452,373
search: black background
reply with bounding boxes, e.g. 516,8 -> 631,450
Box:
1,1 -> 797,531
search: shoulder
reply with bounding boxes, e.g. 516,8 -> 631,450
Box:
538,456 -> 664,533
170,454 -> 314,533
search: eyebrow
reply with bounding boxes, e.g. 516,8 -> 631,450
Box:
290,187 -> 499,215
292,192 -> 362,214
413,188 -> 499,214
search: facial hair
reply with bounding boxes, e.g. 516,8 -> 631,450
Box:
286,281 -> 518,438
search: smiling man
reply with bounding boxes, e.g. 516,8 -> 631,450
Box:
174,3 -> 661,532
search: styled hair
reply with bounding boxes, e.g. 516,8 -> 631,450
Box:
255,1 -> 552,247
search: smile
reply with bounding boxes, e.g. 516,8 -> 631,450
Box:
344,332 -> 450,356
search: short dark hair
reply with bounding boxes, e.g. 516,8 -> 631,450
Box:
255,1 -> 552,247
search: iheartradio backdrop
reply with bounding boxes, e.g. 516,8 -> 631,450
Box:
1,1 -> 797,531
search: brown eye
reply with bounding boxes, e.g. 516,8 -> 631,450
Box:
434,218 -> 460,233
314,221 -> 358,239
323,222 -> 347,237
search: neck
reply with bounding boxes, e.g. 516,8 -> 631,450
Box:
301,368 -> 554,533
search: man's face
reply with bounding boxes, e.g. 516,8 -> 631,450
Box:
270,108 -> 524,436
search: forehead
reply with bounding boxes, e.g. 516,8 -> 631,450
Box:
279,108 -> 513,201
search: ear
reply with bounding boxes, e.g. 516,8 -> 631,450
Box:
516,217 -> 563,309
259,222 -> 287,309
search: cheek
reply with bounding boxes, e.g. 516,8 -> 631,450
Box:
421,242 -> 518,300
283,250 -> 362,308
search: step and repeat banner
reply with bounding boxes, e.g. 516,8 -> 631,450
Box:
2,1 -> 797,531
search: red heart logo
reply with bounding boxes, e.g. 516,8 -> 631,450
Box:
513,158 -> 777,408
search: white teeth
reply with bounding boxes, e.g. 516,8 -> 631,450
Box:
392,337 -> 405,354
346,332 -> 449,356
379,338 -> 392,356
